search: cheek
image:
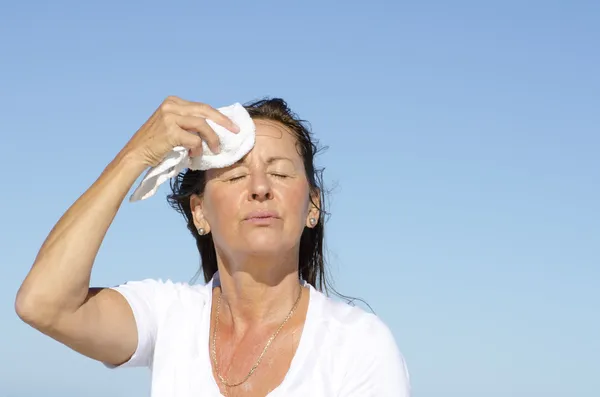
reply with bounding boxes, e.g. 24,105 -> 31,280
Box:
282,184 -> 311,220
204,187 -> 241,226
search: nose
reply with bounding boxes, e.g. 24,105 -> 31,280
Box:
248,171 -> 273,202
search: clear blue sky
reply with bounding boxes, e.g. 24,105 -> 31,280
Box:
1,0 -> 598,396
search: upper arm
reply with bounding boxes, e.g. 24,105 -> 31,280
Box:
49,287 -> 139,366
339,316 -> 411,397
32,279 -> 170,368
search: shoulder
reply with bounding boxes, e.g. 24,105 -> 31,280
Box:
110,278 -> 212,315
310,289 -> 411,396
111,277 -> 211,297
314,289 -> 398,344
102,278 -> 212,369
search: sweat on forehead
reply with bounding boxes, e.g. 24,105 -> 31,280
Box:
252,119 -> 293,139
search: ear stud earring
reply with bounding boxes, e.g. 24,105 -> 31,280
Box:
309,218 -> 317,226
197,227 -> 206,235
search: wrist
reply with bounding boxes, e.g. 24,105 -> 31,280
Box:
108,149 -> 149,180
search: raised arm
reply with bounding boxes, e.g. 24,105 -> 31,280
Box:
14,96 -> 239,366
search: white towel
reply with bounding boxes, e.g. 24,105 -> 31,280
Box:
129,102 -> 256,202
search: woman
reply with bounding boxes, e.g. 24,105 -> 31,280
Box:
15,96 -> 410,396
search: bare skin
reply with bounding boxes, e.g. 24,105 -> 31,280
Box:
194,119 -> 320,395
15,97 -> 319,396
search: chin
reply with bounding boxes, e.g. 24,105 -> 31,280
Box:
242,230 -> 295,256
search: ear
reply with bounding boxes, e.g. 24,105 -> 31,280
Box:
190,194 -> 211,235
305,189 -> 321,228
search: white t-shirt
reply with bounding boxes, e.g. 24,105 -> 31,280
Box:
106,273 -> 411,396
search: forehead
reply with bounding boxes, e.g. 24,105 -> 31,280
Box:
207,119 -> 301,179
251,119 -> 299,155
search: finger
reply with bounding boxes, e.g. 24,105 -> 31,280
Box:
163,95 -> 187,105
188,134 -> 204,158
177,103 -> 241,133
175,115 -> 221,153
175,128 -> 204,157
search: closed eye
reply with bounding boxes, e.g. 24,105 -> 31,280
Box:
270,173 -> 289,179
228,175 -> 247,182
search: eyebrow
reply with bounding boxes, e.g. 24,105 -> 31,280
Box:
266,156 -> 294,164
233,156 -> 294,166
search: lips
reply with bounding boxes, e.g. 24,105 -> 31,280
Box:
243,210 -> 280,221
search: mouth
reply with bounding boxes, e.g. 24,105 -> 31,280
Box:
243,210 -> 280,224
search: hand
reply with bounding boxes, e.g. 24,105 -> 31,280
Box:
121,96 -> 240,167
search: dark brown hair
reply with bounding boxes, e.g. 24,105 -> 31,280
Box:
167,97 -> 335,294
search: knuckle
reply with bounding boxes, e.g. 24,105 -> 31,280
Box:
189,134 -> 203,149
160,101 -> 175,114
160,96 -> 182,113
162,112 -> 176,125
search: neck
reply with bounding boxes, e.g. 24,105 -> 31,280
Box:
214,251 -> 303,332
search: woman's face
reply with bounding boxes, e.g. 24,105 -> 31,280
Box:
193,119 -> 319,260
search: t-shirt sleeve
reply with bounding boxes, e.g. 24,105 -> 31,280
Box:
103,278 -> 177,369
339,314 -> 411,397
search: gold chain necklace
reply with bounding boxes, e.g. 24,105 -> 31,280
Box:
211,286 -> 303,388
